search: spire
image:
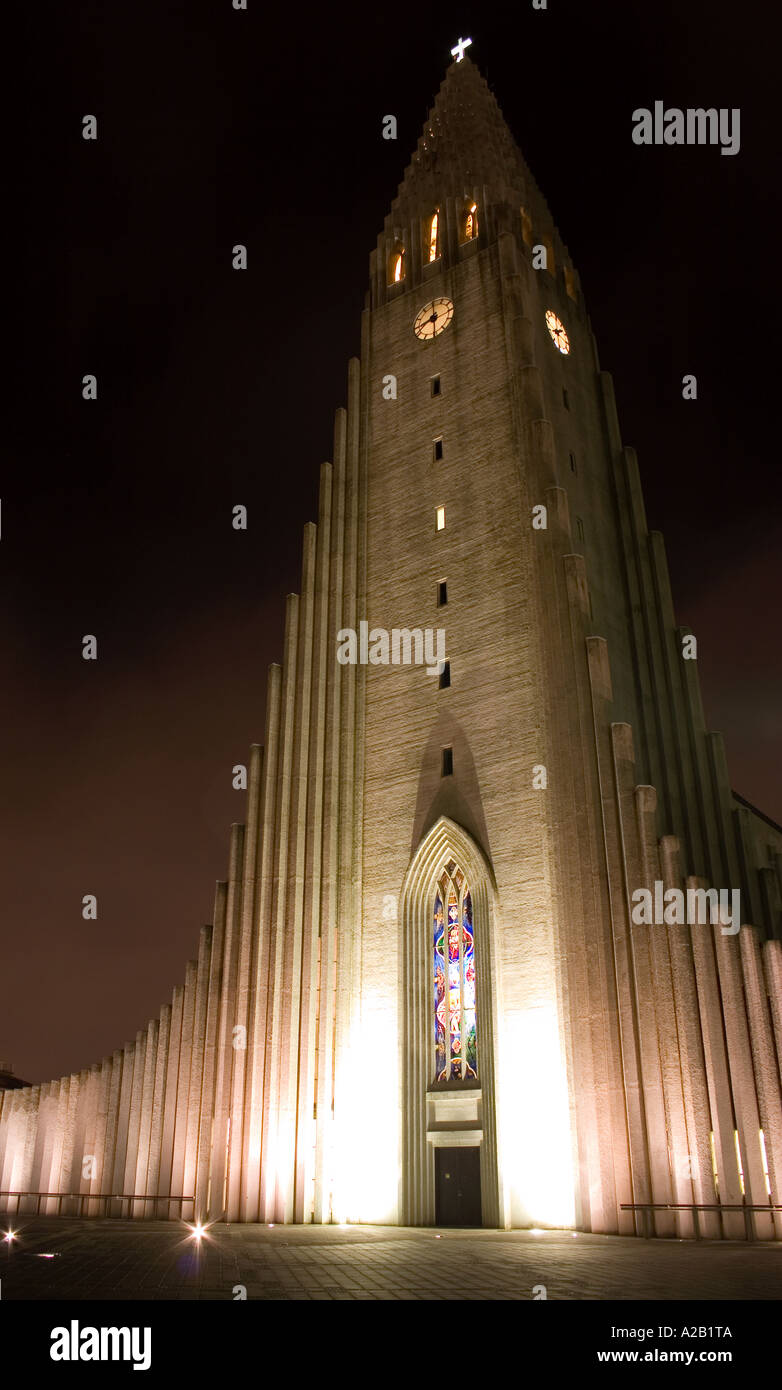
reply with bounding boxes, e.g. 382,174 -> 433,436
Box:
371,53 -> 568,307
389,55 -> 537,223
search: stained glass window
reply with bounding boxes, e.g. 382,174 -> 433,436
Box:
433,862 -> 477,1082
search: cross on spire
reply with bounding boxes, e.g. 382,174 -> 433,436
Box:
450,36 -> 473,62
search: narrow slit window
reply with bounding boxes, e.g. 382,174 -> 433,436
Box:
436,505 -> 446,531
388,241 -> 405,285
564,265 -> 577,299
431,375 -> 441,397
428,211 -> 440,263
439,660 -> 451,689
569,452 -> 577,473
441,746 -> 454,777
575,516 -> 584,542
437,579 -> 448,606
433,437 -> 443,461
520,206 -> 533,246
563,387 -> 570,410
461,198 -> 478,242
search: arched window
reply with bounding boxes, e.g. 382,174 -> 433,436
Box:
388,242 -> 405,284
462,199 -> 478,242
427,211 -> 440,263
433,862 -> 477,1082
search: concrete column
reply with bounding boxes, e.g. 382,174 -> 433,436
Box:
122,1036 -> 147,1207
705,732 -> 744,896
28,1082 -> 50,1204
197,882 -> 227,1221
584,638 -> 639,1235
758,867 -> 781,941
146,1005 -> 171,1217
279,522 -> 317,1223
182,927 -> 212,1217
537,496 -> 602,1233
241,670 -> 282,1222
714,927 -> 775,1238
0,1090 -> 14,1207
734,807 -> 763,932
295,466 -> 333,1223
764,939 -> 782,1067
635,800 -> 694,1236
659,836 -> 719,1236
740,927 -> 782,1235
70,1069 -> 91,1203
586,683 -> 649,1232
0,1089 -> 24,1207
58,1074 -> 82,1216
333,357 -> 364,1222
260,595 -> 299,1221
46,1077 -> 71,1211
229,744 -> 264,1221
110,1052 -> 134,1213
88,1058 -> 113,1214
611,724 -> 673,1233
133,1019 -> 159,1217
81,1066 -> 101,1213
606,442 -> 676,828
315,414 -> 347,1224
688,888 -> 745,1238
99,1053 -> 123,1214
159,984 -> 184,1210
37,1082 -> 60,1213
16,1086 -> 41,1212
170,960 -> 197,1217
208,833 -> 243,1220
669,609 -> 722,884
560,552 -> 629,1233
650,550 -> 707,876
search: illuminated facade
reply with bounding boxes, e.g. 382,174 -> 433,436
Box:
2,56 -> 782,1237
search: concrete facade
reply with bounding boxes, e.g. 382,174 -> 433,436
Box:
2,59 -> 780,1237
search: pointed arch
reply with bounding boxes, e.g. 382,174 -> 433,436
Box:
400,816 -> 503,1226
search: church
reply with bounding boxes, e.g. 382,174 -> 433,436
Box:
2,49 -> 781,1239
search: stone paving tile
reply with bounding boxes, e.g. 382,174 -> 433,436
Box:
2,1219 -> 782,1300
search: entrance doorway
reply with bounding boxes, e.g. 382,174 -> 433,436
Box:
434,1147 -> 482,1226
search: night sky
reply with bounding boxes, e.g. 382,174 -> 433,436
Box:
5,0 -> 780,1084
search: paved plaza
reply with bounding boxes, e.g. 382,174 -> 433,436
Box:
1,1219 -> 781,1300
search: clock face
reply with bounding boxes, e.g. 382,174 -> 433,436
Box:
545,310 -> 570,355
414,298 -> 454,340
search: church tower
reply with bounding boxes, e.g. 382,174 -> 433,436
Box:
2,53 -> 781,1239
